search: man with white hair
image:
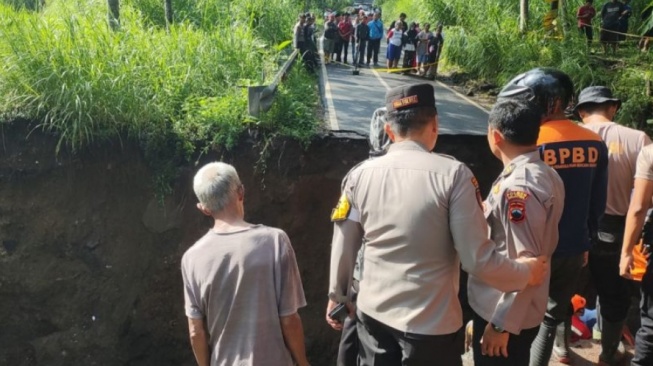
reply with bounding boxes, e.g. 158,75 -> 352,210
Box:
181,162 -> 309,366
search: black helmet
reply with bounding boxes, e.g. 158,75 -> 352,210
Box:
499,68 -> 574,116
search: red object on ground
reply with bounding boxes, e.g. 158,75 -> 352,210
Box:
571,314 -> 592,342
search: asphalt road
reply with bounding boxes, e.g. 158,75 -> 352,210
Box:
320,44 -> 489,136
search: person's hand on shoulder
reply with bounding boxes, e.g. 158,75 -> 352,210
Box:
517,255 -> 549,286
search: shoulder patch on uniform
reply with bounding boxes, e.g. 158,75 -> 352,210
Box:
331,193 -> 352,222
505,190 -> 529,223
471,177 -> 482,208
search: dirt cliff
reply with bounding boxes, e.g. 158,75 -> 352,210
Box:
0,123 -> 501,366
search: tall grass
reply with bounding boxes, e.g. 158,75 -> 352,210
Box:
0,0 -> 316,153
380,0 -> 653,126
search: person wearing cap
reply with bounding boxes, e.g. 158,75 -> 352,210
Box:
326,83 -> 550,365
576,86 -> 651,365
469,97 -> 565,366
498,68 -> 609,366
620,144 -> 653,366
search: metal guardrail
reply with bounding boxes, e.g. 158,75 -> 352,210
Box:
247,49 -> 299,117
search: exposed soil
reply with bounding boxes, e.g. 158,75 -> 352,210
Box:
438,71 -> 499,111
0,121 -> 534,366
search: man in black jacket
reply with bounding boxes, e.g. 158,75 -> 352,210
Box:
355,14 -> 369,67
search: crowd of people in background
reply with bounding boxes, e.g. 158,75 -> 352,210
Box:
292,8 -> 446,80
576,0 -> 653,53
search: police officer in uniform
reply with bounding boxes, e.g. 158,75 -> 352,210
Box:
469,95 -> 565,366
335,107 -> 390,366
499,69 -> 609,366
326,83 -> 550,365
576,86 -> 651,365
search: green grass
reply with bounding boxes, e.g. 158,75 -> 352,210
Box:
0,0 -> 318,154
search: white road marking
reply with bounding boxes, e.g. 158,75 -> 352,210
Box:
319,39 -> 340,130
434,80 -> 489,114
372,62 -> 488,115
371,68 -> 391,91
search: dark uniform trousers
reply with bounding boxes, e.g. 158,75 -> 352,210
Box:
338,290 -> 359,366
472,312 -> 539,366
356,310 -> 462,366
589,215 -> 631,322
633,261 -> 653,366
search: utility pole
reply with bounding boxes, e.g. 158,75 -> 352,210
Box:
519,0 -> 529,33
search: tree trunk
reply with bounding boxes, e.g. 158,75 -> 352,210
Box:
519,0 -> 528,33
164,0 -> 173,29
107,0 -> 120,30
559,0 -> 569,35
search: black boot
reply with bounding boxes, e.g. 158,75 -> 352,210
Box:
530,320 -> 557,366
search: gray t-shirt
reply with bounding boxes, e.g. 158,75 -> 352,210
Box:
181,225 -> 306,366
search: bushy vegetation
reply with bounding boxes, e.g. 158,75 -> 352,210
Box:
380,0 -> 653,128
0,0 -> 319,155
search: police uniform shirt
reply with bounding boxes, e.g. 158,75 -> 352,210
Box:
583,121 -> 651,216
329,140 -> 532,336
468,151 -> 565,334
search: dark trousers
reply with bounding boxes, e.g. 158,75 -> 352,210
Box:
338,290 -> 359,366
579,25 -> 593,43
357,41 -> 367,65
633,286 -> 653,365
334,39 -> 342,60
402,50 -> 416,69
546,254 -> 585,320
356,310 -> 462,366
530,254 -> 584,365
338,39 -> 350,63
589,215 -> 631,322
472,312 -> 539,366
367,38 -> 381,64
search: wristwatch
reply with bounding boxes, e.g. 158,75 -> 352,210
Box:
491,323 -> 507,333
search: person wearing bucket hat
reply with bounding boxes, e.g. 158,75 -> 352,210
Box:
576,85 -> 651,365
499,69 -> 609,366
327,83 -> 549,365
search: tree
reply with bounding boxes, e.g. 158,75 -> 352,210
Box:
165,0 -> 173,29
519,0 -> 528,33
107,0 -> 120,30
